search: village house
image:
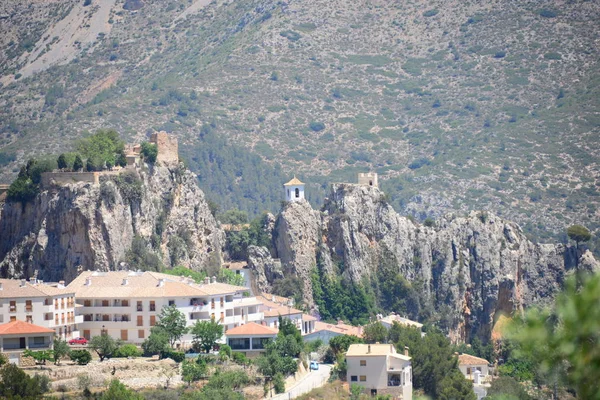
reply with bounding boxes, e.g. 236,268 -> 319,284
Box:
458,353 -> 491,382
0,278 -> 80,340
346,343 -> 413,400
256,293 -> 316,335
303,320 -> 362,344
224,322 -> 278,356
67,270 -> 264,345
377,313 -> 423,331
0,320 -> 55,365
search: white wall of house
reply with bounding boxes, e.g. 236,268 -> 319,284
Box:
347,351 -> 412,400
459,363 -> 489,380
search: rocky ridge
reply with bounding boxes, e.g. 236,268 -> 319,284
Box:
254,183 -> 597,341
0,163 -> 223,282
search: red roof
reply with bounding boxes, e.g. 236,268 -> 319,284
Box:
225,322 -> 278,336
0,320 -> 55,335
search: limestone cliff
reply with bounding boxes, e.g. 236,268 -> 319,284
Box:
0,164 -> 224,282
267,183 -> 597,341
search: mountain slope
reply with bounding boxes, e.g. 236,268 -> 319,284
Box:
0,0 -> 598,248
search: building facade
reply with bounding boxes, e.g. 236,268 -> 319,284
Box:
0,279 -> 80,340
346,343 -> 412,400
284,176 -> 305,202
67,271 -> 263,345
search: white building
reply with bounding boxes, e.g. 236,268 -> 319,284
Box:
257,293 -> 316,335
284,176 -> 305,202
0,278 -> 80,340
67,271 -> 264,344
377,313 -> 423,331
458,353 -> 490,381
346,343 -> 412,400
225,322 -> 278,356
303,320 -> 362,344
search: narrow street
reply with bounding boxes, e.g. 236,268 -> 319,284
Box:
270,364 -> 332,400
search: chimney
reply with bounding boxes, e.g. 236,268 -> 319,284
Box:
122,278 -> 128,286
58,280 -> 65,287
404,346 -> 409,357
204,277 -> 210,285
85,277 -> 92,286
0,282 -> 3,291
368,344 -> 371,354
20,279 -> 26,287
390,344 -> 394,353
211,276 -> 216,284
157,279 -> 165,287
29,277 -> 37,285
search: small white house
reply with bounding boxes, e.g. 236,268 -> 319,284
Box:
346,343 -> 412,400
0,320 -> 54,365
284,176 -> 305,202
458,353 -> 490,380
225,322 -> 278,357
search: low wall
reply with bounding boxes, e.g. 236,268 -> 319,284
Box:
41,170 -> 124,188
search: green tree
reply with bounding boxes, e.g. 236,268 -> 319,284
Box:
363,321 -> 388,344
156,305 -> 188,348
486,376 -> 531,400
191,318 -> 223,353
100,379 -> 143,400
350,383 -> 363,400
23,349 -> 54,365
73,154 -> 84,171
142,326 -> 170,356
218,209 -> 249,224
0,363 -> 43,398
89,333 -> 120,361
53,338 -> 71,365
182,359 -> 207,387
278,316 -> 302,346
78,129 -> 125,168
218,268 -> 245,286
57,153 -> 68,170
273,372 -> 285,394
163,266 -> 206,283
141,142 -> 158,163
567,224 -> 592,249
508,272 -> 600,400
329,334 -> 363,356
70,349 -> 92,365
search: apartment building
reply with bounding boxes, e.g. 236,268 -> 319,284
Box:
346,343 -> 412,400
0,278 -> 80,340
67,271 -> 264,344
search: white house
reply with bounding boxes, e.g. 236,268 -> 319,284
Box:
377,313 -> 423,331
223,261 -> 252,289
303,320 -> 362,344
225,322 -> 278,356
257,293 -> 316,335
284,176 -> 305,202
458,353 -> 490,381
0,320 -> 55,365
67,271 -> 264,344
346,343 -> 412,400
0,278 -> 80,340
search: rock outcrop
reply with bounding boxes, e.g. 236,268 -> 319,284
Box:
0,164 -> 224,282
271,183 -> 598,341
247,245 -> 283,294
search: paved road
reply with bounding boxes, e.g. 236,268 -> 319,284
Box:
270,364 -> 332,400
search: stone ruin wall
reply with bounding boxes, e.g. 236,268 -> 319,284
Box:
150,131 -> 179,164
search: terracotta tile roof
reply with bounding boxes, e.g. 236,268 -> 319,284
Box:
258,294 -> 303,318
0,320 -> 55,335
312,321 -> 363,337
380,314 -> 423,329
67,271 -> 247,298
284,176 -> 304,186
458,354 -> 490,366
302,314 -> 317,322
225,322 -> 278,336
0,279 -> 74,299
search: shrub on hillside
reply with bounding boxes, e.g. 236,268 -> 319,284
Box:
70,350 -> 92,365
113,344 -> 142,358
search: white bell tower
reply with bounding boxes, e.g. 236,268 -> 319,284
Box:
284,176 -> 305,202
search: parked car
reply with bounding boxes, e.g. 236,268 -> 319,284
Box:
310,361 -> 319,370
69,337 -> 88,345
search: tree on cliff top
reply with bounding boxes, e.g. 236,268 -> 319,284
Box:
567,225 -> 591,249
77,129 -> 125,169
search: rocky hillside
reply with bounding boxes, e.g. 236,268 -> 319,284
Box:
254,184 -> 598,341
0,0 -> 597,249
0,162 -> 224,282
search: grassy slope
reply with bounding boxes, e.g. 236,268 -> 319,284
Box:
0,0 -> 598,247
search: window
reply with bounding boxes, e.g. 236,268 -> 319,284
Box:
150,301 -> 156,312
360,360 -> 367,366
137,316 -> 143,327
360,376 -> 367,382
121,330 -> 128,341
137,301 -> 143,312
295,188 -> 300,198
351,376 -> 358,382
220,312 -> 224,322
9,301 -> 16,312
150,316 -> 156,326
25,300 -> 32,312
83,330 -> 91,340
122,300 -> 129,307
26,315 -> 33,323
10,316 -> 16,322
466,367 -> 471,375
228,338 -> 250,350
102,300 -> 109,307
84,300 -> 91,307
168,300 -> 175,306
33,337 -> 45,345
138,330 -> 145,339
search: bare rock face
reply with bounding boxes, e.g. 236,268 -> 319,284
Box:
247,245 -> 283,294
273,199 -> 321,306
0,164 -> 224,282
272,183 -> 598,341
